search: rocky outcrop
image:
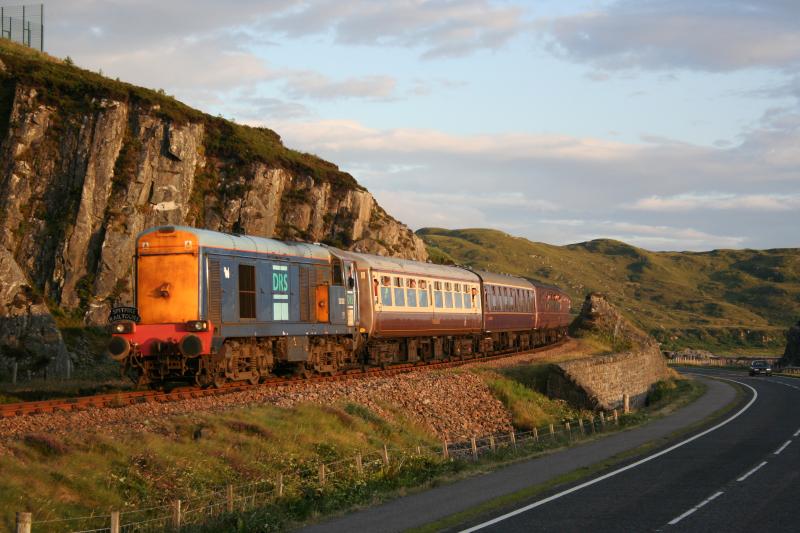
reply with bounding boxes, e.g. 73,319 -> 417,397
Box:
549,293 -> 673,410
0,51 -> 426,376
0,247 -> 70,380
570,292 -> 655,351
780,321 -> 800,366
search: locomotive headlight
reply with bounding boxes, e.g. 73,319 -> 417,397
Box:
110,322 -> 134,334
186,320 -> 209,332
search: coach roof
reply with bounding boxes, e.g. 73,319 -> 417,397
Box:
331,249 -> 480,282
473,270 -> 535,290
138,226 -> 331,261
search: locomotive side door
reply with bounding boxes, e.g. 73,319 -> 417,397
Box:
219,257 -> 238,324
344,260 -> 357,327
315,285 -> 329,322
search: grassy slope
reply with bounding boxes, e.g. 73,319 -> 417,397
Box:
419,228 -> 799,353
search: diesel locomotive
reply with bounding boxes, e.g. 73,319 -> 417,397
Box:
107,225 -> 572,387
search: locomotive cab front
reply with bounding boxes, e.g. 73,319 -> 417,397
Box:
108,226 -> 213,384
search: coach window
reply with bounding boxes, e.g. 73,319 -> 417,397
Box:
434,281 -> 443,308
406,278 -> 417,307
419,279 -> 429,307
239,264 -> 257,319
394,277 -> 406,306
444,282 -> 453,308
463,284 -> 471,309
453,283 -> 463,309
381,276 -> 393,306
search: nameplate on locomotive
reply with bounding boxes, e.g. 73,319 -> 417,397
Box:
109,306 -> 141,324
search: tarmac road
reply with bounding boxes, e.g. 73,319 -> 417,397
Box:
462,368 -> 800,533
301,369 -> 777,533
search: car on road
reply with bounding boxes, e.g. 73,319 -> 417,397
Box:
749,360 -> 772,376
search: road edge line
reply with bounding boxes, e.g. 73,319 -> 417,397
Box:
460,377 -> 758,533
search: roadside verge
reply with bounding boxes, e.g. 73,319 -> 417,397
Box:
300,375 -> 745,533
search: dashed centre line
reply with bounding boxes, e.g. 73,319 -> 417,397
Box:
737,461 -> 768,482
794,428 -> 800,438
668,491 -> 725,526
774,440 -> 792,455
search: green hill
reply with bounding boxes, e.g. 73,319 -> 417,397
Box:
418,228 -> 800,354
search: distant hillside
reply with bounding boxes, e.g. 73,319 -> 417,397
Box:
419,228 -> 800,354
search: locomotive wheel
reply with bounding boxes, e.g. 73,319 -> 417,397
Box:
248,373 -> 260,386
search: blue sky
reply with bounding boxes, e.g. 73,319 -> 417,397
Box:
45,0 -> 800,251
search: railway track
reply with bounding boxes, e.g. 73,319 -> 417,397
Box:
0,339 -> 567,419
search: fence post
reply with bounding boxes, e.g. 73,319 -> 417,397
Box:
355,452 -> 364,475
110,511 -> 120,533
226,484 -> 234,512
277,473 -> 284,498
442,439 -> 449,459
549,423 -> 555,439
589,415 -> 595,434
533,426 -> 539,442
489,435 -> 495,451
15,512 -> 31,533
599,412 -> 606,429
471,437 -> 478,460
565,422 -> 571,440
613,409 -> 619,426
319,463 -> 326,485
510,430 -> 517,449
578,418 -> 584,435
382,444 -> 389,467
171,499 -> 181,530
416,445 -> 421,456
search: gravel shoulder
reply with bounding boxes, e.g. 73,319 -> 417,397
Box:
299,374 -> 739,533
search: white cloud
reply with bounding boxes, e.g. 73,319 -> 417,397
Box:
629,193 -> 800,212
282,72 -> 397,100
544,0 -> 800,72
536,219 -> 746,251
265,0 -> 528,58
265,118 -> 639,160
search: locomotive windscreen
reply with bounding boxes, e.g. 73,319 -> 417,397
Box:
136,228 -> 200,324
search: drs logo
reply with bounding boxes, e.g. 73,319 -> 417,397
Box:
272,272 -> 288,292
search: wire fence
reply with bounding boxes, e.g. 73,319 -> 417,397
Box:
0,3 -> 43,51
668,356 -> 782,369
16,408 -> 626,532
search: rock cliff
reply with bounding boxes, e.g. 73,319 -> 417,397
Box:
0,41 -> 426,377
780,321 -> 800,366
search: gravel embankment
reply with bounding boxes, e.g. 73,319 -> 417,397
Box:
0,341 -> 581,453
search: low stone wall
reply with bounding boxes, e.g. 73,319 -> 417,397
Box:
547,345 -> 674,411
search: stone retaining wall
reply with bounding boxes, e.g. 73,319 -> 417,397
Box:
547,345 -> 673,410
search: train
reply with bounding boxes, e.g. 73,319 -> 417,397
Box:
107,226 -> 572,387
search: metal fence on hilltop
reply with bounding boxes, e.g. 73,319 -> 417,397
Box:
0,3 -> 43,51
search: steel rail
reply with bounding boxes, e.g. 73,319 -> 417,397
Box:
0,338 -> 567,419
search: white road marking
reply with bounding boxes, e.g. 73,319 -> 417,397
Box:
459,378 -> 758,533
737,461 -> 767,482
774,440 -> 791,455
794,428 -> 800,438
667,491 -> 724,526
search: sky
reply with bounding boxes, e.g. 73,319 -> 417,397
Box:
41,0 -> 800,251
